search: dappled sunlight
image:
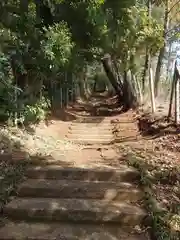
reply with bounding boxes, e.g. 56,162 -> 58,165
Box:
0,96 -> 149,239
53,95 -> 123,124
1,0 -> 179,238
0,221 -> 148,239
4,197 -> 146,224
17,177 -> 143,203
112,109 -> 180,238
25,163 -> 139,182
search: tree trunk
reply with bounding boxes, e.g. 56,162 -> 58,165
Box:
154,0 -> 169,97
175,73 -> 179,124
149,67 -> 156,113
154,47 -> 165,96
78,71 -> 88,100
102,54 -> 139,110
93,80 -> 97,92
168,71 -> 175,119
142,49 -> 149,93
101,54 -> 123,101
122,71 -> 139,111
134,74 -> 143,104
166,41 -> 172,81
168,62 -> 180,119
113,60 -> 124,90
142,0 -> 152,93
20,0 -> 28,13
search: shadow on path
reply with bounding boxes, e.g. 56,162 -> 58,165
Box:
49,94 -> 124,123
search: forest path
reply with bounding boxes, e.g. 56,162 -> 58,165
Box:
0,95 -> 150,240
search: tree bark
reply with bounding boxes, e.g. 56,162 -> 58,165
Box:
142,49 -> 149,92
122,71 -> 139,111
166,41 -> 172,81
167,62 -> 180,119
168,71 -> 175,119
101,54 -> 123,101
20,0 -> 28,13
175,73 -> 179,124
78,70 -> 89,100
102,54 -> 139,110
154,0 -> 169,97
154,46 -> 165,96
149,67 -> 156,113
142,0 -> 152,93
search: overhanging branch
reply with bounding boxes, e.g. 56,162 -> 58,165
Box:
165,23 -> 180,35
168,0 -> 180,14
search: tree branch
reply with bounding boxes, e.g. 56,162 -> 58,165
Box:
168,0 -> 180,14
165,23 -> 180,35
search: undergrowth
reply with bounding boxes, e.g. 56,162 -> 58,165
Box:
127,153 -> 180,240
0,128 -> 29,226
0,161 -> 27,209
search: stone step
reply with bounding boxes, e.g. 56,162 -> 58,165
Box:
68,133 -> 113,137
68,132 -> 113,136
70,123 -> 112,127
67,138 -> 115,145
17,179 -> 143,202
72,118 -> 111,123
70,122 -> 112,126
4,198 -> 146,225
69,130 -> 113,135
0,221 -> 149,240
68,128 -> 113,132
69,127 -> 113,132
71,120 -> 111,124
67,134 -> 113,139
25,165 -> 140,182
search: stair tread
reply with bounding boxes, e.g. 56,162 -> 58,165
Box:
67,135 -> 113,138
67,139 -> 114,144
70,124 -> 112,127
71,125 -> 112,126
5,197 -> 145,212
67,136 -> 114,140
26,165 -> 137,172
25,165 -> 140,182
17,179 -> 143,201
4,197 -> 146,224
18,179 -> 138,189
0,221 -> 149,240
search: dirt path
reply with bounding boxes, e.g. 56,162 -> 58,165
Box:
0,96 -> 150,240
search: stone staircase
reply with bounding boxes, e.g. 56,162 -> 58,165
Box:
66,117 -> 115,145
0,111 -> 150,240
0,164 -> 149,239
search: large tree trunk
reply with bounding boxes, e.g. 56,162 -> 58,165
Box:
102,54 -> 139,111
20,0 -> 28,13
122,71 -> 139,111
154,47 -> 165,96
142,0 -> 152,93
154,0 -> 169,97
166,41 -> 172,81
142,49 -> 150,92
78,71 -> 89,100
101,54 -> 123,101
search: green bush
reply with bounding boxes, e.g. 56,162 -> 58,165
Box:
23,97 -> 50,124
0,53 -> 19,121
